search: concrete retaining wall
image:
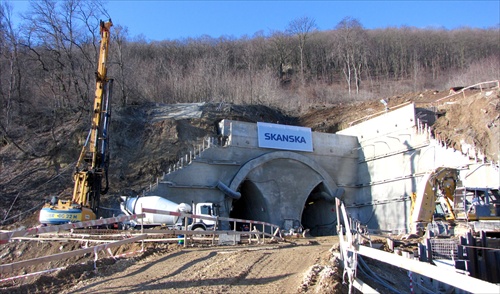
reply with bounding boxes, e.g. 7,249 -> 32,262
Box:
339,103 -> 499,233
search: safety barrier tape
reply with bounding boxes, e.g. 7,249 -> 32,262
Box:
0,201 -> 284,275
0,241 -> 146,282
112,249 -> 144,259
0,214 -> 145,245
0,209 -> 284,281
0,209 -> 281,280
408,271 -> 414,294
0,234 -> 146,275
141,208 -> 276,228
0,266 -> 66,283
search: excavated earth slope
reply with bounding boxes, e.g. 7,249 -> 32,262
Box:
0,87 -> 498,293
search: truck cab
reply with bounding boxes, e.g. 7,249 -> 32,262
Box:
189,202 -> 219,230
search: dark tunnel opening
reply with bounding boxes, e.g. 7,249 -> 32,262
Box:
301,183 -> 337,236
230,180 -> 270,231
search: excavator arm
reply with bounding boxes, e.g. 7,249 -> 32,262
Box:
39,20 -> 113,224
410,167 -> 460,234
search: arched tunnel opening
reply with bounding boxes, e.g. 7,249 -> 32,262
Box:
229,180 -> 270,231
229,179 -> 337,236
301,183 -> 337,236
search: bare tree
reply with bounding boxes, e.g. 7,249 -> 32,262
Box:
269,30 -> 294,84
112,24 -> 129,106
0,1 -> 23,126
241,34 -> 267,104
22,0 -> 107,110
334,17 -> 367,96
287,16 -> 317,86
7,1 -> 500,114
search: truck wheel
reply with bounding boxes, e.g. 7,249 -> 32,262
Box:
193,227 -> 206,238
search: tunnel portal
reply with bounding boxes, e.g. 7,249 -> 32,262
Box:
151,120 -> 356,236
228,151 -> 338,236
301,183 -> 337,236
229,180 -> 270,231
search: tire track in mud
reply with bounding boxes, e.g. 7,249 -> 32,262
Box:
230,245 -> 329,294
62,242 -> 334,294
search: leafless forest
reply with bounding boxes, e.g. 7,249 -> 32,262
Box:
1,0 -> 499,133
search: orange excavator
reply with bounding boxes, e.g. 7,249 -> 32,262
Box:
39,20 -> 113,224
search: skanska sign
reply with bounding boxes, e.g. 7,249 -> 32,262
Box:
257,122 -> 313,152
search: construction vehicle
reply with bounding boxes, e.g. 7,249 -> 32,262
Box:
453,187 -> 500,234
120,195 -> 219,230
453,187 -> 500,221
410,167 -> 500,235
410,167 -> 459,235
39,20 -> 113,225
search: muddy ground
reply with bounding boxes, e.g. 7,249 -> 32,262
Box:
1,234 -> 412,294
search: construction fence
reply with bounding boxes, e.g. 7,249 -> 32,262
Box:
0,210 -> 282,283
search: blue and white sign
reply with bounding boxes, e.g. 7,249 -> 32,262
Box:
257,122 -> 313,152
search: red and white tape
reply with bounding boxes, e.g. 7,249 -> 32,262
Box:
0,214 -> 145,244
0,266 -> 66,283
112,249 -> 144,259
0,235 -> 146,275
408,271 -> 414,294
141,208 -> 275,228
0,247 -> 145,283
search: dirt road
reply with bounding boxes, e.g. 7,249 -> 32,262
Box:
60,237 -> 343,294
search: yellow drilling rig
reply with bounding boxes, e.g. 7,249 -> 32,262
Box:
39,20 -> 113,224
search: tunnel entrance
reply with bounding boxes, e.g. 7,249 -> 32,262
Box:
229,180 -> 270,231
301,183 -> 336,236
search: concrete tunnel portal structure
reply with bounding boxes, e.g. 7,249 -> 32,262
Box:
143,102 -> 499,236
145,117 -> 355,236
227,151 -> 338,235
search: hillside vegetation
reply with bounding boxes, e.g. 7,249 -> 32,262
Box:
1,1 -> 499,112
0,1 -> 499,228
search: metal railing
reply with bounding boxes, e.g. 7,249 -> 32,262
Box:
335,198 -> 500,294
432,80 -> 499,104
141,207 -> 283,246
0,211 -> 284,282
144,136 -> 222,194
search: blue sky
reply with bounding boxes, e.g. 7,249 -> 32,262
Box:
10,1 -> 500,41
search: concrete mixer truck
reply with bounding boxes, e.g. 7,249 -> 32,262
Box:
119,195 -> 219,230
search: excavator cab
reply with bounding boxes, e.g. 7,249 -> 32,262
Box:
434,195 -> 456,221
434,201 -> 448,221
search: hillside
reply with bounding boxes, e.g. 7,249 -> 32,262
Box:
0,84 -> 499,293
300,87 -> 500,161
1,85 -> 499,230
